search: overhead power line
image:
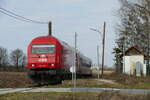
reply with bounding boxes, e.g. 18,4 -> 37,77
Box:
0,9 -> 36,23
0,7 -> 48,24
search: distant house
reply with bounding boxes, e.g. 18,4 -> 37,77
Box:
120,46 -> 149,76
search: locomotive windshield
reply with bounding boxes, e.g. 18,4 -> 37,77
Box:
32,44 -> 55,54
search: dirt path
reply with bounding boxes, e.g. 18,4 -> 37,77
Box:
96,79 -> 119,85
0,88 -> 150,94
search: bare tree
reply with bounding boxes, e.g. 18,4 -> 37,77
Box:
21,54 -> 26,67
10,49 -> 26,67
0,46 -> 8,66
116,0 -> 150,53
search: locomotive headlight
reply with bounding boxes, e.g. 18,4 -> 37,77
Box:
51,64 -> 54,66
32,64 -> 35,67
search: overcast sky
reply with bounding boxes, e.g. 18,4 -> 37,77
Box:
0,0 -> 120,67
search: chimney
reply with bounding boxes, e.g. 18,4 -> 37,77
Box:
48,22 -> 52,36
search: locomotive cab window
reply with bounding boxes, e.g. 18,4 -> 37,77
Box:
32,44 -> 55,54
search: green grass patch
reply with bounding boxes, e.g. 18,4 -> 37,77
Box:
128,82 -> 150,89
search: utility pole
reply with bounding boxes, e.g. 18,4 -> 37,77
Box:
89,21 -> 106,77
147,8 -> 150,76
147,29 -> 150,75
97,45 -> 100,80
101,22 -> 106,76
123,37 -> 126,73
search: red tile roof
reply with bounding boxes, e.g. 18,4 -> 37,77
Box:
120,45 -> 148,57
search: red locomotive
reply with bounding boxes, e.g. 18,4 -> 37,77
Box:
27,35 -> 92,84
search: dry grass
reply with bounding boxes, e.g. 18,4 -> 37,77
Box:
0,71 -> 120,88
0,92 -> 150,100
0,72 -> 118,88
103,73 -> 150,85
92,69 -> 114,76
102,72 -> 150,89
60,78 -> 119,88
0,72 -> 150,89
0,72 -> 33,88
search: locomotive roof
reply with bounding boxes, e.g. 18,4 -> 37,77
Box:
30,36 -> 63,45
31,36 -> 59,41
32,36 -> 70,46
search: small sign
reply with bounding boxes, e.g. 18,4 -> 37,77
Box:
38,58 -> 48,62
70,66 -> 76,73
40,54 -> 46,58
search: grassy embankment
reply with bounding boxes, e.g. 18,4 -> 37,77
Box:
0,72 -> 33,88
0,71 -> 150,89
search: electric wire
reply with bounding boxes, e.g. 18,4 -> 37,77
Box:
0,7 -> 48,24
0,9 -> 34,23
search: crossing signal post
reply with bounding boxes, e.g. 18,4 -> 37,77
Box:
72,32 -> 77,100
97,45 -> 100,80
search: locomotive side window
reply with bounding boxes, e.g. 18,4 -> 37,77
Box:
32,44 -> 55,54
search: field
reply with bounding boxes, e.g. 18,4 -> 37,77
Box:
0,71 -> 150,89
0,92 -> 150,100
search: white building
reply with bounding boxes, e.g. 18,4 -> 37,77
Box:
121,46 -> 148,76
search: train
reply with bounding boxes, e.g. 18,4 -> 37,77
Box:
27,35 -> 92,84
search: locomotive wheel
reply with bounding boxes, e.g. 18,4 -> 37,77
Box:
28,69 -> 63,85
48,75 -> 62,84
56,75 -> 62,84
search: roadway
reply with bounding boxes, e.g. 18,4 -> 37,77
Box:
0,88 -> 150,94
